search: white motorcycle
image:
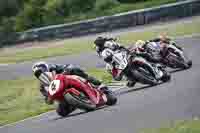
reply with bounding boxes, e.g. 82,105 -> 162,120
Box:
108,49 -> 171,86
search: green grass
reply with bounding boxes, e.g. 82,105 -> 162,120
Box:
141,119 -> 200,133
0,16 -> 200,64
0,77 -> 54,126
0,68 -> 111,126
87,68 -> 113,84
0,40 -> 93,64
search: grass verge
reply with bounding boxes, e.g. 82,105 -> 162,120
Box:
0,16 -> 200,64
141,119 -> 200,133
0,68 -> 111,126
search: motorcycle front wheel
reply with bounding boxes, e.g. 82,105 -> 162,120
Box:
105,92 -> 117,106
64,93 -> 96,112
56,101 -> 76,117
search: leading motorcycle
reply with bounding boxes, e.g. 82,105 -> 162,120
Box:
163,42 -> 192,69
143,41 -> 192,69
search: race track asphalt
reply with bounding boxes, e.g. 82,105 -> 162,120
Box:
0,35 -> 200,133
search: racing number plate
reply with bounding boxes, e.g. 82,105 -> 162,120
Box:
49,80 -> 60,95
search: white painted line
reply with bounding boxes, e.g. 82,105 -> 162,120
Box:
0,64 -> 9,66
0,110 -> 55,129
108,83 -> 126,86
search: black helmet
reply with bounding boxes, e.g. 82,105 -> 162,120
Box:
94,36 -> 106,48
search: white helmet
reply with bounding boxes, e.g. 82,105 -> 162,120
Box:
32,61 -> 52,86
32,61 -> 49,73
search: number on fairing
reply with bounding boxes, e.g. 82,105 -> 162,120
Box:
49,80 -> 60,95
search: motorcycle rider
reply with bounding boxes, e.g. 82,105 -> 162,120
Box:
131,34 -> 183,64
132,40 -> 164,63
94,36 -> 137,87
149,34 -> 182,50
32,61 -> 112,103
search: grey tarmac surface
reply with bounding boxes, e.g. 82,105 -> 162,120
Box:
0,36 -> 200,133
0,36 -> 198,80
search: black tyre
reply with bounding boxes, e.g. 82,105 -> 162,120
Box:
176,53 -> 192,69
105,92 -> 117,106
182,60 -> 192,69
56,102 -> 76,117
126,80 -> 136,88
132,69 -> 158,85
64,93 -> 96,111
161,71 -> 171,82
187,60 -> 192,68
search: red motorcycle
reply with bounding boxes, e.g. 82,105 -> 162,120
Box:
47,74 -> 117,117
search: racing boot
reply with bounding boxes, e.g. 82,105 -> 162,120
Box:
39,84 -> 49,102
97,84 -> 117,106
97,84 -> 113,94
126,80 -> 136,87
87,76 -> 102,86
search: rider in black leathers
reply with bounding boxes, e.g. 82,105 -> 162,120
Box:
32,62 -> 110,102
32,61 -> 114,116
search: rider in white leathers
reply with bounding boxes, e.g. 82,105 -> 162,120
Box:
94,36 -> 136,87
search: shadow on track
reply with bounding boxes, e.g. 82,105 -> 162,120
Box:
115,82 -> 167,96
116,83 -> 163,96
168,68 -> 184,73
51,111 -> 87,121
117,85 -> 153,96
50,105 -> 111,121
